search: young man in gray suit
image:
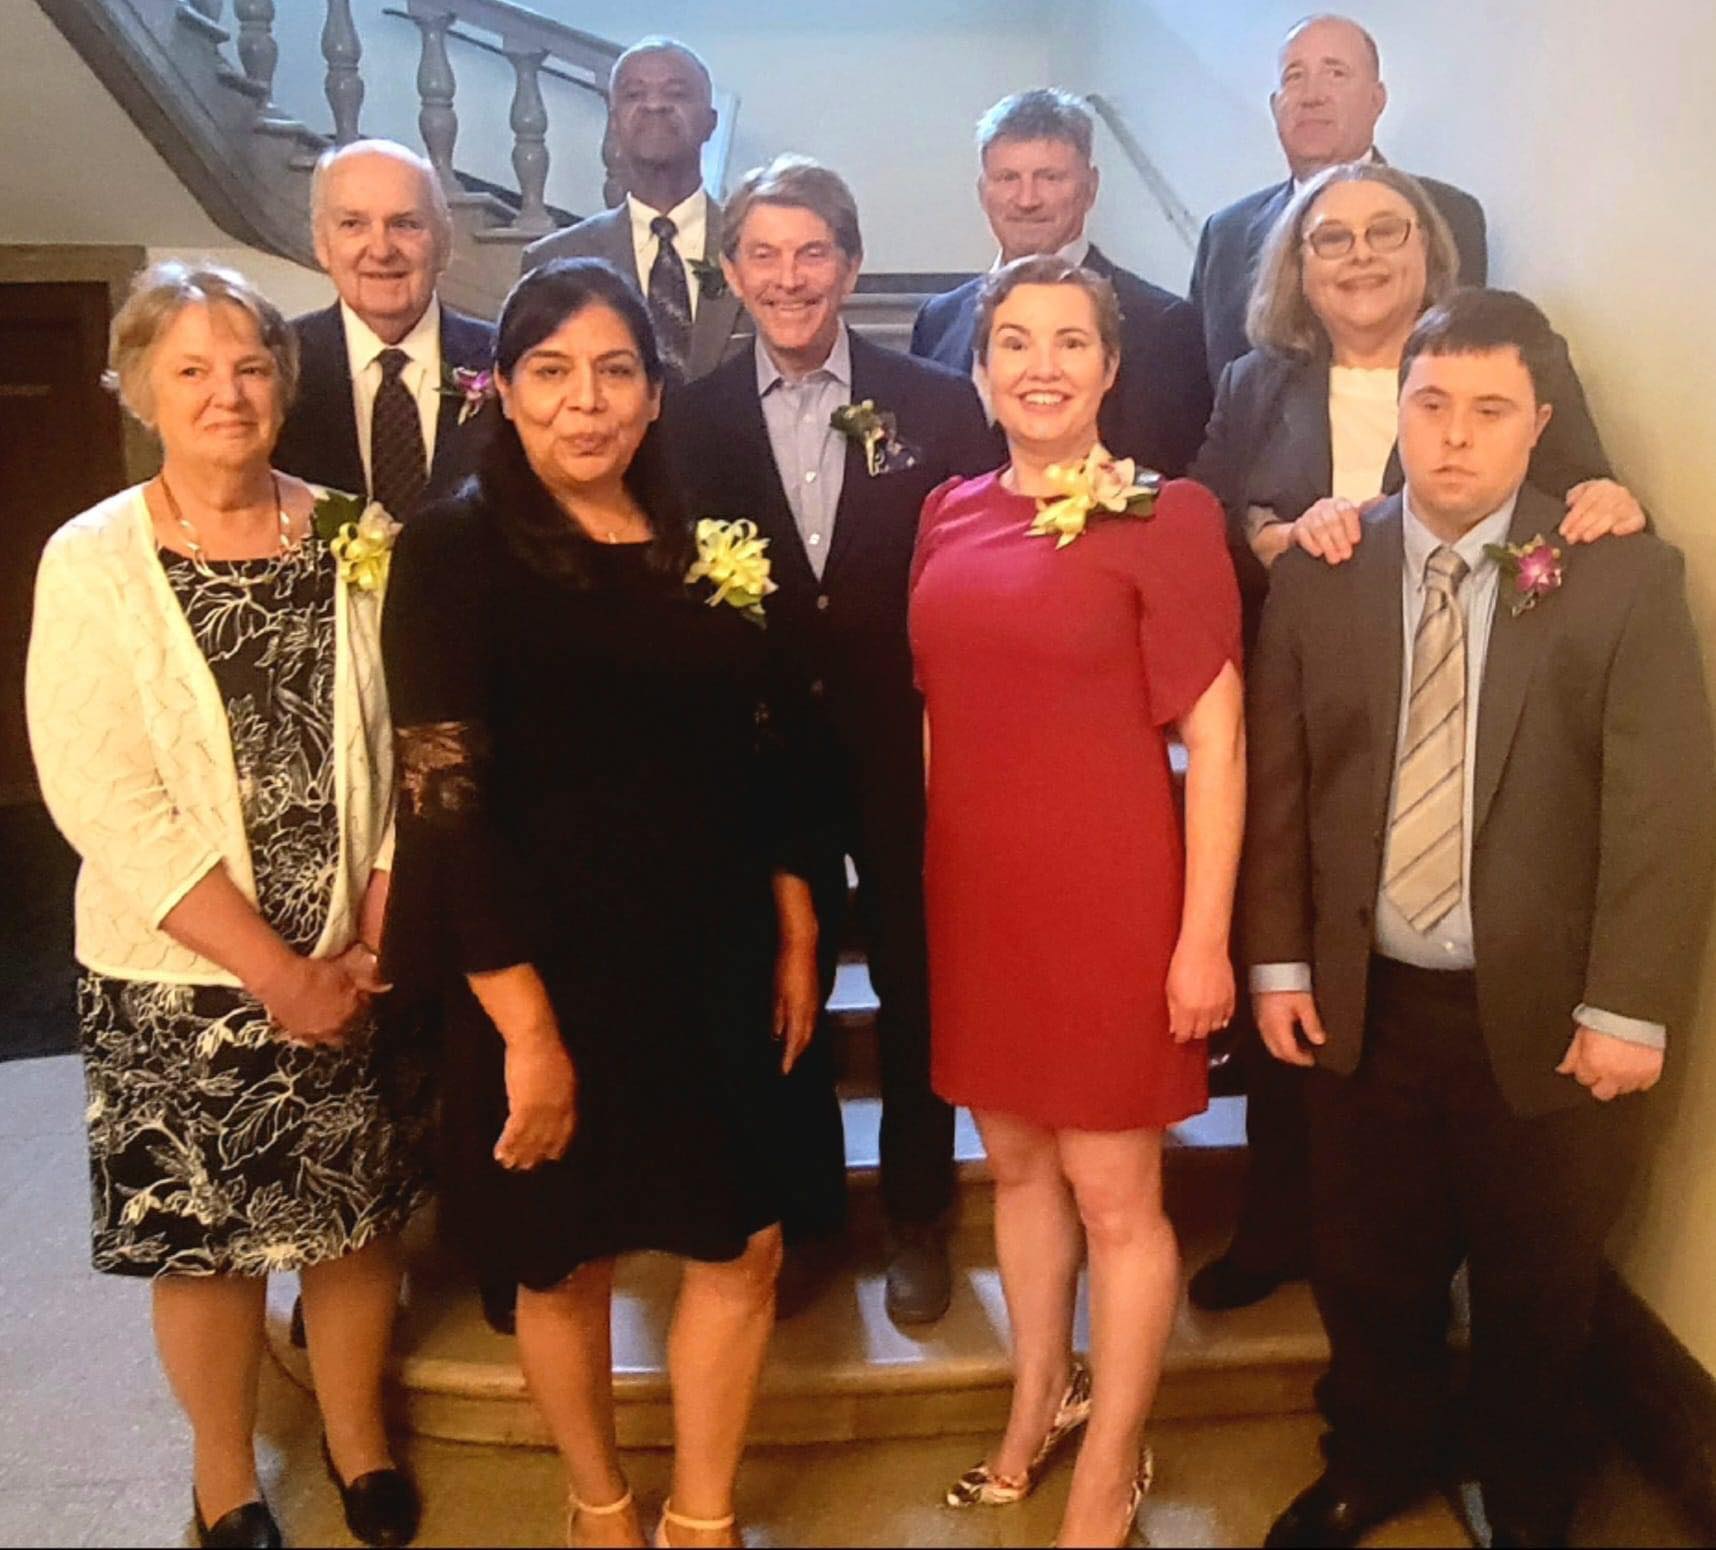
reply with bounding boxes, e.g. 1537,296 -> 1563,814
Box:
1190,14 -> 1487,387
521,37 -> 743,380
1244,289 -> 1715,1549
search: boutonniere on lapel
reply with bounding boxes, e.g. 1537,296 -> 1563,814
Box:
687,257 -> 729,299
831,399 -> 921,477
687,518 -> 777,626
439,364 -> 495,425
312,490 -> 400,593
1484,533 -> 1564,616
1028,445 -> 1161,549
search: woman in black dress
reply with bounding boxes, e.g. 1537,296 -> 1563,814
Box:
382,259 -> 820,1549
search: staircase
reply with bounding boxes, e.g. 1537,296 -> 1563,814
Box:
35,0 -> 963,337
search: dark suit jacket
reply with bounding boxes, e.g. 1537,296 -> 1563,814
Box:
664,332 -> 996,761
1242,485 -> 1716,1116
1192,337 -> 1614,644
907,243 -> 1211,478
1190,168 -> 1488,387
520,200 -> 746,380
272,302 -> 496,509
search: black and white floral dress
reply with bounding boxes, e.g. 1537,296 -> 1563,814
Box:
78,542 -> 427,1278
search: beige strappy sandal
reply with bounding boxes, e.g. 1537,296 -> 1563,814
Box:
654,1500 -> 738,1547
566,1485 -> 638,1547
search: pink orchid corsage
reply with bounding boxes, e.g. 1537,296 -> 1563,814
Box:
1484,533 -> 1564,616
444,365 -> 495,425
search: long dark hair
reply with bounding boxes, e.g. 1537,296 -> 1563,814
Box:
478,258 -> 692,588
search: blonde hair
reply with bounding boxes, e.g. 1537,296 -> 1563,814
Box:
104,260 -> 298,427
1244,162 -> 1460,358
974,254 -> 1122,365
722,154 -> 863,262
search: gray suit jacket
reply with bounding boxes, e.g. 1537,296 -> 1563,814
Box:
1242,485 -> 1716,1116
520,199 -> 746,380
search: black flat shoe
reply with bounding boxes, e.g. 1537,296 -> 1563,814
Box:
1187,1254 -> 1301,1312
479,1277 -> 517,1337
322,1438 -> 421,1548
1264,1472 -> 1426,1549
193,1495 -> 283,1549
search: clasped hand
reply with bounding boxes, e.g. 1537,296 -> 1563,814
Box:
257,951 -> 376,1046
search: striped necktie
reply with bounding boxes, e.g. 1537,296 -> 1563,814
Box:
1383,546 -> 1470,931
647,214 -> 693,374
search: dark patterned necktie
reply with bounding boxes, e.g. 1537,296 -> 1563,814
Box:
647,214 -> 693,374
370,346 -> 428,519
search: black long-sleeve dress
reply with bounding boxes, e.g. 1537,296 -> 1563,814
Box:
381,490 -> 815,1290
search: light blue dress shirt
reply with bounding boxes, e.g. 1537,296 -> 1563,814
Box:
755,325 -> 852,580
1251,494 -> 1665,1049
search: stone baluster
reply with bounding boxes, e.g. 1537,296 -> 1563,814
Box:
412,9 -> 459,191
322,0 -> 364,145
233,0 -> 278,105
186,0 -> 222,20
504,47 -> 552,233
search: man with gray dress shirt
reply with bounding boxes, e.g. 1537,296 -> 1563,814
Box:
1242,289 -> 1716,1549
664,156 -> 995,1327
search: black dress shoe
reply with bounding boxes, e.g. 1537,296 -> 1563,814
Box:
1263,1472 -> 1425,1549
193,1495 -> 283,1549
322,1438 -> 422,1548
1187,1254 -> 1301,1312
479,1278 -> 517,1336
885,1221 -> 952,1326
289,1295 -> 307,1349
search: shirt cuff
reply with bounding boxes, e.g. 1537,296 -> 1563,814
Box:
1251,962 -> 1313,994
1574,1004 -> 1667,1051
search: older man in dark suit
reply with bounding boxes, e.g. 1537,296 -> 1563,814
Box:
911,88 -> 1209,477
1191,14 -> 1487,386
1244,289 -> 1715,1549
273,139 -> 495,518
521,37 -> 743,380
667,156 -> 994,1327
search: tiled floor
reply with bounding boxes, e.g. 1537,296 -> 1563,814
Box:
1,1053 -> 1702,1548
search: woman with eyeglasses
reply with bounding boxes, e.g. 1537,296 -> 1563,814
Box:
1185,161 -> 1647,1320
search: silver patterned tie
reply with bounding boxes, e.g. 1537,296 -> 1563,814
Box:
1383,546 -> 1470,931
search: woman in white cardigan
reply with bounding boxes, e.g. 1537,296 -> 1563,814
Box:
25,262 -> 426,1550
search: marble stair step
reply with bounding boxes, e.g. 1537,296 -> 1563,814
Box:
265,1099 -> 1319,1448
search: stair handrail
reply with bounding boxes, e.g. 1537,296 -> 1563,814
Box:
1083,91 -> 1199,253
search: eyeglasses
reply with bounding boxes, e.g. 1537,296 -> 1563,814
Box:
1302,213 -> 1416,261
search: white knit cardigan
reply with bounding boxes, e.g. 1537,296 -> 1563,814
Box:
25,485 -> 395,986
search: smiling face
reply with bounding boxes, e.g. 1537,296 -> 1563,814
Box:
978,137 -> 1099,263
1270,16 -> 1387,180
496,303 -> 662,502
147,301 -> 285,472
609,46 -> 717,178
1397,346 -> 1552,533
722,200 -> 859,374
313,149 -> 448,344
982,282 -> 1118,464
1299,177 -> 1428,353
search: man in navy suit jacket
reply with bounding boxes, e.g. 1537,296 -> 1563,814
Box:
1190,14 -> 1487,387
910,89 -> 1209,478
273,140 -> 496,515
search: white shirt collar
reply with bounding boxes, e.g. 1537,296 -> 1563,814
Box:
1292,144 -> 1380,197
628,188 -> 710,255
1401,486 -> 1520,582
990,234 -> 1091,272
755,322 -> 853,396
341,297 -> 440,381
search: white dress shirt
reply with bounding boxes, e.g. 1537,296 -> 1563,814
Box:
341,300 -> 442,489
627,189 -> 709,318
756,325 -> 853,579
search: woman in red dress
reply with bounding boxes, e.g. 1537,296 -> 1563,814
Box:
910,255 -> 1244,1547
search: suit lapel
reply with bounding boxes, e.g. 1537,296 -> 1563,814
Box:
596,205 -> 636,277
310,307 -> 365,497
821,337 -> 879,585
1471,493 -> 1561,837
1357,501 -> 1407,830
1288,360 -> 1336,495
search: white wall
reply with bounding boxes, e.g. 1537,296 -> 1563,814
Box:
1089,0 -> 1716,1375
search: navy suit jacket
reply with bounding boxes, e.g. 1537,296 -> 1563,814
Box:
664,332 -> 996,762
272,302 -> 497,511
1190,169 -> 1488,387
907,243 -> 1211,479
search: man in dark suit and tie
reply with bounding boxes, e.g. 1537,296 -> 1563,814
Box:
911,88 -> 1209,478
521,37 -> 744,381
667,157 -> 995,1326
273,139 -> 495,518
1190,14 -> 1488,386
1244,289 -> 1715,1549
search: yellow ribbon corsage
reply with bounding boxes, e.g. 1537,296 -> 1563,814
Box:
686,518 -> 777,624
328,503 -> 401,593
1028,445 -> 1161,549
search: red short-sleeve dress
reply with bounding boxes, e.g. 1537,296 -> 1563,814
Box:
908,470 -> 1241,1131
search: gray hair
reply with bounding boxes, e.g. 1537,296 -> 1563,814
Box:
1279,14 -> 1382,77
104,260 -> 298,426
974,253 -> 1121,365
309,138 -> 453,253
609,36 -> 713,100
1245,161 -> 1460,357
722,154 -> 863,262
975,88 -> 1094,164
